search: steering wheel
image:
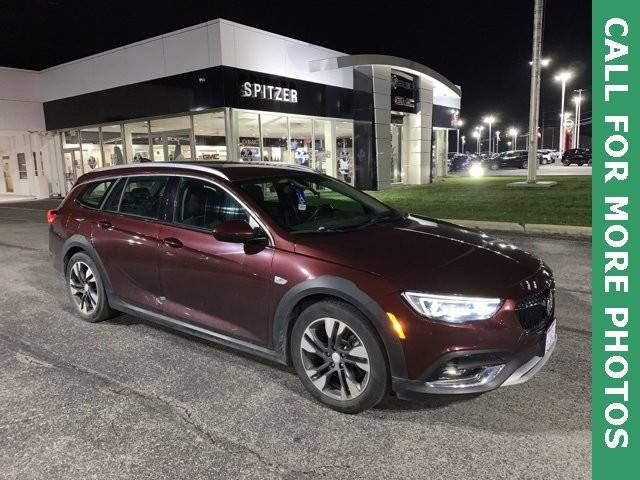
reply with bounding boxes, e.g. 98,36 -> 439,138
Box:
306,203 -> 336,222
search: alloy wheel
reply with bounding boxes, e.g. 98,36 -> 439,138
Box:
69,261 -> 99,315
299,317 -> 370,401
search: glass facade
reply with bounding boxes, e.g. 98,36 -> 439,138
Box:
57,108 -> 354,189
193,112 -> 226,161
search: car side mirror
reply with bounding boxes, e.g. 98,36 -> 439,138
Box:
212,219 -> 267,244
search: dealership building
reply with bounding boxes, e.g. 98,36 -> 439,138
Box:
0,19 -> 461,198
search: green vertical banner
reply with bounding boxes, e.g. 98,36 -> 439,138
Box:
593,0 -> 638,478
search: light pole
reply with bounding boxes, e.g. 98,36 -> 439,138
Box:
508,127 -> 519,150
472,130 -> 480,154
495,130 -> 501,152
555,71 -> 572,155
456,119 -> 464,153
573,89 -> 585,148
483,116 -> 495,155
461,135 -> 466,153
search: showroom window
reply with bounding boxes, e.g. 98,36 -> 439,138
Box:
289,117 -> 312,168
80,127 -> 102,171
58,110 -> 354,193
124,121 -> 151,162
236,111 -> 261,161
335,121 -> 354,185
261,114 -> 289,162
149,116 -> 192,162
193,111 -> 226,161
313,119 -> 335,176
101,124 -> 125,166
63,130 -> 80,148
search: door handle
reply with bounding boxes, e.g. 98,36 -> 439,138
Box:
163,237 -> 183,249
97,220 -> 112,229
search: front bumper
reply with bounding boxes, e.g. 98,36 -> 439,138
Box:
391,320 -> 556,399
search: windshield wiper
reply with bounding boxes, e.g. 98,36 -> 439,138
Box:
316,211 -> 405,232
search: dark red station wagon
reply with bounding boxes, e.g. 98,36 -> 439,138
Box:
48,162 -> 557,413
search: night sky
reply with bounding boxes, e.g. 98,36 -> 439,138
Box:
1,0 -> 591,142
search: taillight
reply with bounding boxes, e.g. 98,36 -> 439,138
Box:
46,210 -> 58,224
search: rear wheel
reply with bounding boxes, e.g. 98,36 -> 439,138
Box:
521,160 -> 528,169
291,300 -> 388,413
66,252 -> 118,322
489,162 -> 499,171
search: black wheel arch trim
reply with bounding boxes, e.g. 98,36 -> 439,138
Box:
61,235 -> 114,298
272,275 -> 408,379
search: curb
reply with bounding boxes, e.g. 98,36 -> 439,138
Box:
441,218 -> 592,238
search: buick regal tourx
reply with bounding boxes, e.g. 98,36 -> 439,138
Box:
49,162 -> 557,413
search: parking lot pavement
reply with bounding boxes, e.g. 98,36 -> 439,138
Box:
0,200 -> 591,479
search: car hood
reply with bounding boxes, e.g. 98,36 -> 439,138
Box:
292,216 -> 542,297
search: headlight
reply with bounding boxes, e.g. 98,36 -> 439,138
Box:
402,292 -> 502,323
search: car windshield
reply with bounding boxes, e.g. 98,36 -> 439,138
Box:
236,173 -> 401,233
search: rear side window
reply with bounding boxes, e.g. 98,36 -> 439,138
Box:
77,180 -> 115,208
119,176 -> 168,219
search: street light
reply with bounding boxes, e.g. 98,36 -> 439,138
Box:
508,127 -> 519,150
555,71 -> 573,154
573,89 -> 585,148
456,119 -> 464,153
472,130 -> 481,154
530,58 -> 552,67
461,135 -> 466,153
495,130 -> 501,152
483,116 -> 495,154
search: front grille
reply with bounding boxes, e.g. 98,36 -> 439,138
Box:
515,288 -> 554,332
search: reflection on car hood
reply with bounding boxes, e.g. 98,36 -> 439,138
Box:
293,215 -> 542,297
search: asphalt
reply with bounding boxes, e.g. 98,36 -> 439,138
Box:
0,199 -> 591,479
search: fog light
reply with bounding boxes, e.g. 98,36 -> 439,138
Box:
438,362 -> 483,380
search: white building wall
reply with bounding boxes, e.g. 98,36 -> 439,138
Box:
404,81 -> 434,185
38,19 -> 351,103
0,68 -> 51,197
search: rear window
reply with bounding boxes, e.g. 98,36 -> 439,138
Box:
77,180 -> 115,208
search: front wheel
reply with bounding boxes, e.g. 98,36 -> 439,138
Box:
66,252 -> 118,322
521,160 -> 528,169
291,300 -> 389,413
489,162 -> 499,171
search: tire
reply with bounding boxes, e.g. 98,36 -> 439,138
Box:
66,252 -> 118,323
562,160 -> 570,166
489,162 -> 499,171
521,160 -> 528,169
577,162 -> 584,166
290,300 -> 389,414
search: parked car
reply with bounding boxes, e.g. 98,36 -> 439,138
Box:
48,162 -> 557,413
484,150 -> 533,170
537,149 -> 560,165
448,154 -> 472,172
562,148 -> 592,166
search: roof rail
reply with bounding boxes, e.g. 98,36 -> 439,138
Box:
92,162 -> 229,180
227,160 -> 315,172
